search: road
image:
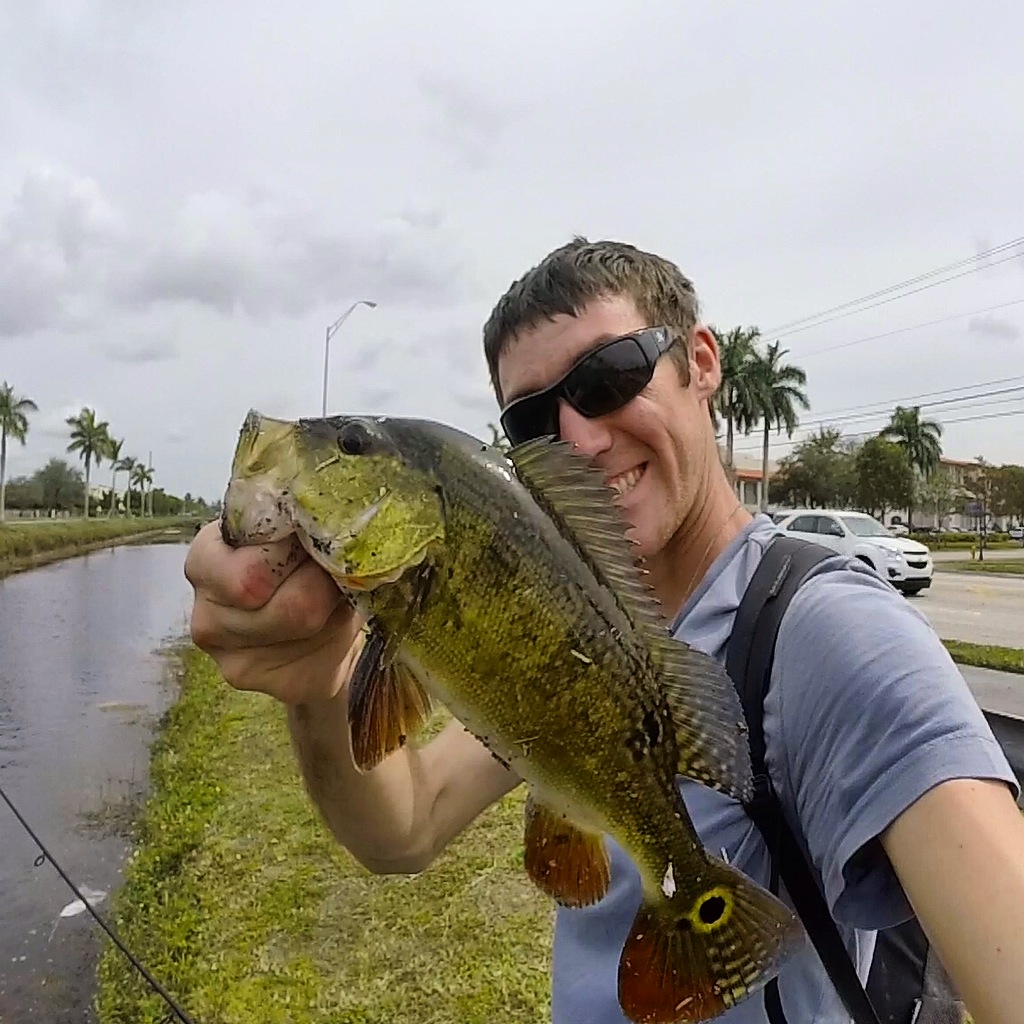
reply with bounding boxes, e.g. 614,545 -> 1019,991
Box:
915,571 -> 1024,648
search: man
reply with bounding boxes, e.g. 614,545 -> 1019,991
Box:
186,238 -> 1024,1023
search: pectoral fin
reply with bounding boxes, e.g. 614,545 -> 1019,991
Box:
523,792 -> 610,908
347,624 -> 432,772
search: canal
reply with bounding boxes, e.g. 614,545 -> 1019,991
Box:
0,541 -> 194,1023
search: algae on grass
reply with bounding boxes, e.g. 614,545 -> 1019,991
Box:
95,647 -> 552,1024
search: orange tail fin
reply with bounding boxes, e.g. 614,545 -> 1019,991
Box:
617,859 -> 805,1023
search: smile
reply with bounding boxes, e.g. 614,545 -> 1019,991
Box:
607,464 -> 646,496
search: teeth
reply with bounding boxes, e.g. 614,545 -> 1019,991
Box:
609,466 -> 643,495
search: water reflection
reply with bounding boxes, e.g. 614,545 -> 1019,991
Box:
0,542 -> 194,1023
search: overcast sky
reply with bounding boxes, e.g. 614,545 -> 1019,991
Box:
2,1 -> 1022,501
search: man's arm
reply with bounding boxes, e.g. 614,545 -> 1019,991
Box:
287,631 -> 521,874
766,561 -> 1022,1024
882,777 -> 1024,1024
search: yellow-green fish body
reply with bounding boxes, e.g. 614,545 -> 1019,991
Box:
221,410 -> 805,1023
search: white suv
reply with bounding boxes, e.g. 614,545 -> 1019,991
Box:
774,509 -> 934,596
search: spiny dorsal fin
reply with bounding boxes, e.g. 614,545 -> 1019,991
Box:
506,436 -> 666,633
508,436 -> 753,802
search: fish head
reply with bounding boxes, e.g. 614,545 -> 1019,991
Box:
221,410 -> 446,591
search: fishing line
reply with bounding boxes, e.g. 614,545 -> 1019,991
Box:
0,780 -> 199,1024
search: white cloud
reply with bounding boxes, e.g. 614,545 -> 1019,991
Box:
1,1 -> 1022,500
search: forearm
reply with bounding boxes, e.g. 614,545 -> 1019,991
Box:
286,644 -> 520,873
287,689 -> 433,873
883,778 -> 1024,1024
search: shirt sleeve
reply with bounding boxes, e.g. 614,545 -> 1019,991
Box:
763,561 -> 1020,931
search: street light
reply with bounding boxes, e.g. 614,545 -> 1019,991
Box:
321,299 -> 377,416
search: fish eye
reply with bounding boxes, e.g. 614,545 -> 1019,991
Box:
338,420 -> 373,456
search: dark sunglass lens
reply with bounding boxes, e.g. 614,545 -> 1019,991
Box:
565,339 -> 653,416
501,392 -> 557,445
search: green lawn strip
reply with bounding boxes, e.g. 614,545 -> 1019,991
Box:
95,647 -> 552,1024
943,639 -> 1024,675
0,517 -> 197,574
934,558 -> 1024,575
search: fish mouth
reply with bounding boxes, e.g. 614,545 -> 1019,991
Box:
221,474 -> 297,548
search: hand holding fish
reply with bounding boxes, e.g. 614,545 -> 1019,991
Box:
185,521 -> 361,704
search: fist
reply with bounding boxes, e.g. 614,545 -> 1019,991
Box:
184,521 -> 362,704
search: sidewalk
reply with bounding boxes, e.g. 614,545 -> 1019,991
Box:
958,664 -> 1024,719
958,665 -> 1024,797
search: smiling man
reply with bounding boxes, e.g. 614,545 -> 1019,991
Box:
186,237 -> 1024,1024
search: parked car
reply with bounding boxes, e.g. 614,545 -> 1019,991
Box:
1009,525 -> 1024,542
773,509 -> 934,596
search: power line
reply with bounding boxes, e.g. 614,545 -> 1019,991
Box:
782,386 -> 1024,436
784,372 -> 1024,423
770,249 -> 1024,340
733,404 -> 1024,455
795,298 -> 1024,359
762,235 -> 1024,337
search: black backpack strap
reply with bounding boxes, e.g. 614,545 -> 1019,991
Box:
726,535 -> 883,1024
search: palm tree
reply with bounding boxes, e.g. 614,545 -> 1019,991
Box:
0,382 -> 39,521
113,455 -> 135,515
66,407 -> 111,518
105,437 -> 124,517
711,325 -> 763,468
120,456 -> 138,515
750,341 -> 809,511
879,405 -> 943,530
131,463 -> 153,517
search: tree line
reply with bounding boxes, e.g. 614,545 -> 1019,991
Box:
0,380 -> 212,520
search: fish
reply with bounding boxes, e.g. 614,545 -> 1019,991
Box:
220,409 -> 806,1023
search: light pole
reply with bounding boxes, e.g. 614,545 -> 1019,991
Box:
321,299 -> 377,416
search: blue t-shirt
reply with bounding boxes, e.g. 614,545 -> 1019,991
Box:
550,514 -> 1018,1023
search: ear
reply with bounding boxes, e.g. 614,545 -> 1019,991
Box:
689,325 -> 721,402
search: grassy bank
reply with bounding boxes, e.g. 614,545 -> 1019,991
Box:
0,517 -> 201,576
94,647 -> 552,1024
935,558 -> 1024,575
943,639 -> 1024,675
95,640 -> 1020,1022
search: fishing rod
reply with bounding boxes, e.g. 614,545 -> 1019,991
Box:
0,780 -> 199,1024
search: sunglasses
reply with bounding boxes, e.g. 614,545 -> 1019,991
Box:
499,325 -> 678,446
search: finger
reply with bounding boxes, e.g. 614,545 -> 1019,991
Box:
213,602 -> 364,702
192,557 -> 348,649
185,524 -> 309,611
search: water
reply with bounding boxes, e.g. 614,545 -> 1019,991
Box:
0,542 -> 194,1023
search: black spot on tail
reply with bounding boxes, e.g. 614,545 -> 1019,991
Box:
699,895 -> 726,924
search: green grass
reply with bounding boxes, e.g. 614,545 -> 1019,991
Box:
94,647 -> 552,1024
943,639 -> 1024,675
0,517 -> 197,572
935,557 -> 1024,575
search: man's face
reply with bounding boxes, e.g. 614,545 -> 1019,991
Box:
496,293 -> 722,559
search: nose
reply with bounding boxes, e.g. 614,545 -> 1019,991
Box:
558,400 -> 612,458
